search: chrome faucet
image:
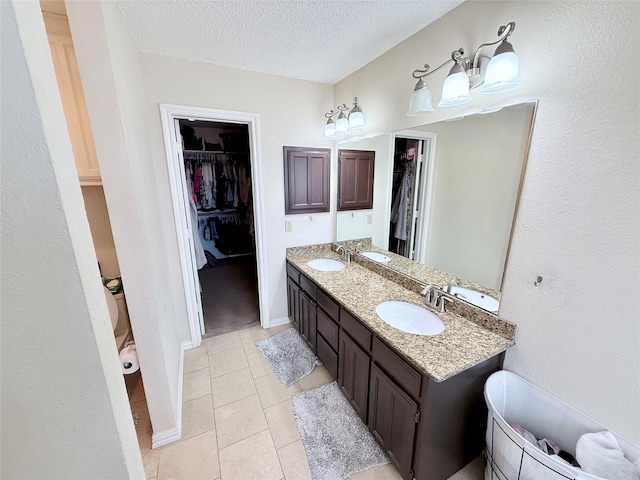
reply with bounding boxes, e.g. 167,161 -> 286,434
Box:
423,284 -> 456,312
355,242 -> 364,254
446,277 -> 462,293
422,284 -> 441,308
336,245 -> 350,262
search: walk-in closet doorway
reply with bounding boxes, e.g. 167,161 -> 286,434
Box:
160,105 -> 269,348
385,131 -> 436,264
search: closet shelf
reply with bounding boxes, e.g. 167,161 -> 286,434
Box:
197,209 -> 238,216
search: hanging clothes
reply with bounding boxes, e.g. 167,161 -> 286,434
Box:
391,163 -> 411,241
239,164 -> 251,204
188,195 -> 207,269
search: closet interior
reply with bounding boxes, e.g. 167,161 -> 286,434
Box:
389,137 -> 424,259
180,120 -> 259,336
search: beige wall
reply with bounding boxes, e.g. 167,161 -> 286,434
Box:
335,1 -> 640,442
81,186 -> 120,277
139,53 -> 334,323
0,1 -> 143,477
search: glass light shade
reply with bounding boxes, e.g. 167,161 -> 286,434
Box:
324,119 -> 336,137
438,71 -> 472,107
348,110 -> 365,130
479,51 -> 521,94
336,112 -> 349,133
407,83 -> 434,115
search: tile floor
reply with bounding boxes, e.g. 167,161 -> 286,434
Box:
138,324 -> 483,480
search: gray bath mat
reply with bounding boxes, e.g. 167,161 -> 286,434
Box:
256,328 -> 320,387
293,382 -> 389,480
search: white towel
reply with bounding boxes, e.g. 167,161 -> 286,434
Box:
576,431 -> 639,480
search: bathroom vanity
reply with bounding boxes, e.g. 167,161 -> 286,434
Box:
286,245 -> 516,480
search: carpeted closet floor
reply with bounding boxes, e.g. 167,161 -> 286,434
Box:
199,254 -> 260,336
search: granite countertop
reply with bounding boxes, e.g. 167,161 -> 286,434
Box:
286,245 -> 515,383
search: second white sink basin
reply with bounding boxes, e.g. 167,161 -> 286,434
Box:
446,286 -> 499,313
376,301 -> 445,336
360,251 -> 391,263
307,258 -> 345,271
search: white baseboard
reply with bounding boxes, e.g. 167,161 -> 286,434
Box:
267,316 -> 291,328
152,426 -> 181,448
152,340 -> 191,449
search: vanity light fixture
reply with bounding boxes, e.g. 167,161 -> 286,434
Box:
407,22 -> 521,115
324,97 -> 365,139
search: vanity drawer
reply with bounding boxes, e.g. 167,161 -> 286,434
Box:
317,289 -> 339,321
340,309 -> 372,352
372,337 -> 422,400
286,262 -> 300,285
300,274 -> 317,299
317,333 -> 338,380
317,308 -> 339,350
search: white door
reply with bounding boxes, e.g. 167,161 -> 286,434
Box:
173,118 -> 205,335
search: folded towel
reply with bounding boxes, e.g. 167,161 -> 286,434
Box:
576,431 -> 639,480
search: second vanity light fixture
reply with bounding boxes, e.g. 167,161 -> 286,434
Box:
324,97 -> 365,138
407,22 -> 521,115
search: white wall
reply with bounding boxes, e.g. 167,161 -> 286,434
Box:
0,1 -> 143,477
423,104 -> 534,290
67,2 -> 188,442
139,54 -> 334,323
335,1 -> 640,442
336,134 -> 391,247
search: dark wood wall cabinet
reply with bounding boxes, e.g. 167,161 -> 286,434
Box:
283,146 -> 330,214
286,261 -> 504,480
338,149 -> 375,211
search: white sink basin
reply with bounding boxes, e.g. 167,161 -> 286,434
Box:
307,258 -> 345,271
446,286 -> 499,312
360,251 -> 391,263
376,301 -> 445,336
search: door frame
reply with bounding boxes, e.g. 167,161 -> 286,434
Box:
384,131 -> 436,263
160,104 -> 268,348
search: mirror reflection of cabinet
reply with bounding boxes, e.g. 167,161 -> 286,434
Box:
41,4 -> 101,185
283,146 -> 330,214
338,150 -> 375,211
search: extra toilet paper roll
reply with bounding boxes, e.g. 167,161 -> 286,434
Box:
120,345 -> 139,374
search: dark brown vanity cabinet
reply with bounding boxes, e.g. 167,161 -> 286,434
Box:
283,146 -> 330,214
285,261 -> 504,480
338,149 -> 375,211
299,291 -> 317,351
338,331 -> 371,423
369,363 -> 418,480
286,276 -> 300,331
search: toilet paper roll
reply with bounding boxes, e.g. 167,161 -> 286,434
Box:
120,345 -> 139,374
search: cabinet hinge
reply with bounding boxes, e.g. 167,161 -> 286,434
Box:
414,410 -> 420,423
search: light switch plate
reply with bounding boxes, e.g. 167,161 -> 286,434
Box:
285,220 -> 292,232
367,214 -> 373,224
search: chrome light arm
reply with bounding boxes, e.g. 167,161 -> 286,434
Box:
471,22 -> 516,70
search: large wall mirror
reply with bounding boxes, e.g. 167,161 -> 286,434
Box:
336,101 -> 537,312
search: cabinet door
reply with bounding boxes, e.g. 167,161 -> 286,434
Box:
338,149 -> 375,211
368,363 -> 418,480
283,146 -> 330,214
44,14 -> 101,185
338,332 -> 370,422
299,291 -> 317,352
286,276 -> 300,332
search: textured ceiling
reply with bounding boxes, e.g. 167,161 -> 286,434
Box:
116,0 -> 464,85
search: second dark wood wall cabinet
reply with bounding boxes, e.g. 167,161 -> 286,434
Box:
284,146 -> 330,214
338,149 -> 375,211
